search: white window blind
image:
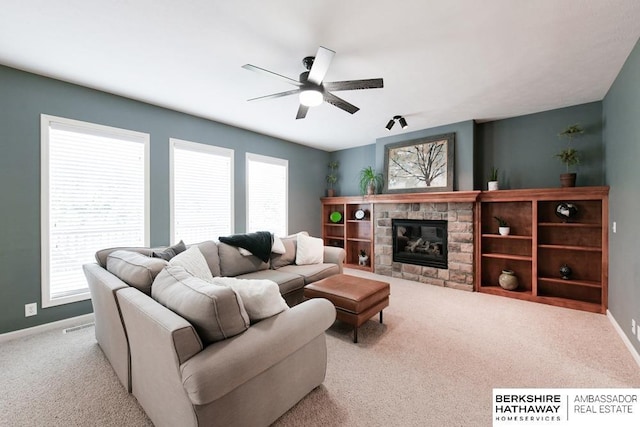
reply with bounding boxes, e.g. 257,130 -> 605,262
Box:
41,115 -> 149,307
170,139 -> 233,243
246,153 -> 288,236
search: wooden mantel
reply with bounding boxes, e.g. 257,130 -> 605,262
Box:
321,190 -> 480,204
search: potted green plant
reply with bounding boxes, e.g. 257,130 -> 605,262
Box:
494,216 -> 510,236
556,124 -> 583,187
488,167 -> 499,191
326,161 -> 339,197
359,166 -> 384,196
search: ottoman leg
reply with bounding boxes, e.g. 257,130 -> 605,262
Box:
379,310 -> 383,324
353,327 -> 358,343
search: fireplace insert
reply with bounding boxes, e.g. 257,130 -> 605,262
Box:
392,219 -> 448,269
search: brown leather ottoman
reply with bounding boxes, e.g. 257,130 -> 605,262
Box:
304,274 -> 390,343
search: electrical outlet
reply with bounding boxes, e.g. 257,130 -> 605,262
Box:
633,319 -> 637,335
613,221 -> 617,233
637,326 -> 640,342
25,303 -> 37,317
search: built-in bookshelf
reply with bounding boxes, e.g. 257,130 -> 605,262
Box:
475,186 -> 609,314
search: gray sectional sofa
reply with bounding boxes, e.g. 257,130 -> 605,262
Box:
83,235 -> 344,427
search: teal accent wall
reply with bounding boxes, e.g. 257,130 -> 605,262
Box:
603,37 -> 640,355
329,144 -> 376,196
0,65 -> 329,334
477,102 -> 604,190
331,120 -> 476,197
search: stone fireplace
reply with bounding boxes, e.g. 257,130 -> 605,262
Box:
373,198 -> 475,291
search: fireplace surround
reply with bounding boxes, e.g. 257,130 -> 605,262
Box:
373,195 -> 477,291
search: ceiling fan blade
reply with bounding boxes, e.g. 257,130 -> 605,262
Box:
307,46 -> 335,85
247,89 -> 300,102
242,64 -> 302,87
323,78 -> 384,92
296,104 -> 309,120
324,92 -> 360,114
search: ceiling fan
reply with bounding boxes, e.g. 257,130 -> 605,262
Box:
242,46 -> 383,119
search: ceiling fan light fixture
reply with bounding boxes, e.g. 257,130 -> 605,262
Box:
299,88 -> 323,107
385,119 -> 395,131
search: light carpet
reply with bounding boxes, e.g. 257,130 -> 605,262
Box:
2,269 -> 639,426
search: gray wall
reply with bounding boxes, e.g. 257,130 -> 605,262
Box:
329,144 -> 376,196
603,37 -> 640,355
0,65 -> 329,334
477,102 -> 604,189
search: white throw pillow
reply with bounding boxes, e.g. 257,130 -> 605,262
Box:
295,234 -> 324,265
169,246 -> 215,283
271,235 -> 286,254
212,277 -> 288,321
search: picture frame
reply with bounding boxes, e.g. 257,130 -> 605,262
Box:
383,133 -> 455,193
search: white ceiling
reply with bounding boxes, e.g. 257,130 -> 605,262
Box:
1,1 -> 639,151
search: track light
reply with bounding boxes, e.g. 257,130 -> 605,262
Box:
385,115 -> 408,131
385,119 -> 395,131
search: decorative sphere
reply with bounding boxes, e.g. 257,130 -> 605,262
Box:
555,202 -> 578,221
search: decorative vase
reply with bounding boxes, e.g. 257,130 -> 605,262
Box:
498,226 -> 510,236
326,188 -> 335,197
498,269 -> 518,290
560,264 -> 572,280
560,173 -> 576,188
488,181 -> 499,191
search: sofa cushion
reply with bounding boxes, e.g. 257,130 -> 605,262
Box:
106,250 -> 168,295
270,236 -> 297,269
192,240 -> 221,277
278,263 -> 340,285
151,266 -> 249,344
212,277 -> 288,322
218,242 -> 269,277
152,240 -> 186,261
235,269 -> 305,296
169,246 -> 214,283
296,234 -> 324,265
96,247 -> 154,268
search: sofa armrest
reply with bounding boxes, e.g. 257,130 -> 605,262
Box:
116,287 -> 204,427
323,246 -> 345,273
83,263 -> 131,390
180,298 -> 336,405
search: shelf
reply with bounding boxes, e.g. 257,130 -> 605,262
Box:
324,235 -> 344,240
538,222 -> 601,228
478,285 -> 533,299
324,222 -> 344,226
347,237 -> 371,243
482,234 -> 532,240
347,219 -> 371,223
538,244 -> 602,252
538,277 -> 601,289
482,253 -> 532,261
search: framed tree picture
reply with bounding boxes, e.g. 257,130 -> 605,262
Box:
383,133 -> 455,193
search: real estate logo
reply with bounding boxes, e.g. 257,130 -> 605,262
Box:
493,388 -> 640,426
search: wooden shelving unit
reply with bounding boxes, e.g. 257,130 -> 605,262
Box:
475,186 -> 609,313
321,196 -> 374,271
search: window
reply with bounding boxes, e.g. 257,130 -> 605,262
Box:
170,139 -> 233,243
41,115 -> 149,307
246,153 -> 288,236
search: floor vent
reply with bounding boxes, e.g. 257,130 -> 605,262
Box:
63,322 -> 95,334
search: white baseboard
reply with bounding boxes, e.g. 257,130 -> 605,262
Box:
607,309 -> 640,369
0,313 -> 95,344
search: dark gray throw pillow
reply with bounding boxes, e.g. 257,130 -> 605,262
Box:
152,240 -> 187,261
